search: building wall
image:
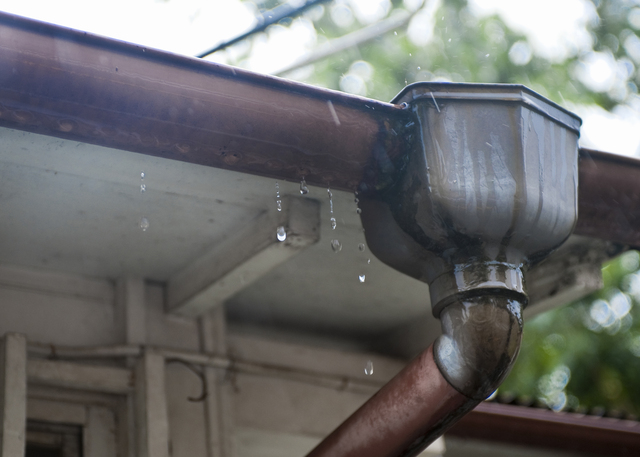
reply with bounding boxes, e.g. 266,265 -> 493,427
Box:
0,263 -> 411,457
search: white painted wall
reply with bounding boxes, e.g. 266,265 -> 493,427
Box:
0,263 -> 410,457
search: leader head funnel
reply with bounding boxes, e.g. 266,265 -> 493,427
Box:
359,83 -> 581,316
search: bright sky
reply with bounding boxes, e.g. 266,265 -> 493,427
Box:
0,0 -> 638,157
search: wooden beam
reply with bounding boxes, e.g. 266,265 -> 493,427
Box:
167,196 -> 320,317
0,333 -> 27,457
116,277 -> 147,345
27,359 -> 133,394
200,307 -> 235,457
134,350 -> 169,457
524,236 -> 608,318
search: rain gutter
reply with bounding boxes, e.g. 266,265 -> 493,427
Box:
0,11 -> 405,192
448,401 -> 640,457
1,13 -> 640,457
0,12 -> 638,246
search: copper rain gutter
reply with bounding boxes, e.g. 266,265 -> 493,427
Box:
1,11 -> 639,457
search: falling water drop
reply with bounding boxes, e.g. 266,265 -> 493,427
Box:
367,258 -> 371,264
394,31 -> 397,35
364,360 -> 373,375
327,187 -> 336,229
139,216 -> 149,232
356,208 -> 362,214
330,239 -> 342,253
140,184 -> 146,193
358,243 -> 366,252
276,226 -> 287,242
359,274 -> 366,283
299,178 -> 309,195
275,181 -> 282,211
140,171 -> 145,179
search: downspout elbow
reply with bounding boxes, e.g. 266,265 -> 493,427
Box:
434,294 -> 524,400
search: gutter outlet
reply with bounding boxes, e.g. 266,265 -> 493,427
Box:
307,83 -> 581,457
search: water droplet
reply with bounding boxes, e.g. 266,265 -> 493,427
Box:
140,171 -> 145,179
486,53 -> 490,57
330,239 -> 342,252
330,217 -> 337,230
367,258 -> 371,264
276,226 -> 286,241
139,216 -> 149,231
364,360 -> 373,375
276,199 -> 282,212
394,31 -> 397,36
359,274 -> 366,283
448,38 -> 452,42
327,188 -> 332,199
356,208 -> 362,214
358,243 -> 366,252
417,66 -> 421,70
140,184 -> 146,193
299,179 -> 309,195
354,197 -> 359,204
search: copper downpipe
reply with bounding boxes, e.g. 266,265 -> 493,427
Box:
306,346 -> 477,457
306,295 -> 525,457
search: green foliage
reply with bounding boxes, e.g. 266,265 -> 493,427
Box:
501,251 -> 640,415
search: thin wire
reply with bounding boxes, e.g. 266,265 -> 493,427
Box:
197,0 -> 331,59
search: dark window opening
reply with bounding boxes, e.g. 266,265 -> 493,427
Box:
26,421 -> 82,457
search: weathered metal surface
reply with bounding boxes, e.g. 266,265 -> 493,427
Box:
0,11 -> 404,192
435,296 -> 523,400
360,82 -> 580,314
305,345 -> 477,457
575,148 -> 640,247
448,401 -> 640,457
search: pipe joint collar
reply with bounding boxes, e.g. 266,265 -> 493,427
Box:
430,262 -> 526,317
433,294 -> 524,400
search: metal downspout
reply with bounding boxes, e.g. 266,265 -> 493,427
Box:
307,83 -> 580,456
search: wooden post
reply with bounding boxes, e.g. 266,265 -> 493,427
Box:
134,350 -> 169,457
116,277 -> 147,346
200,307 -> 235,457
0,333 -> 27,457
